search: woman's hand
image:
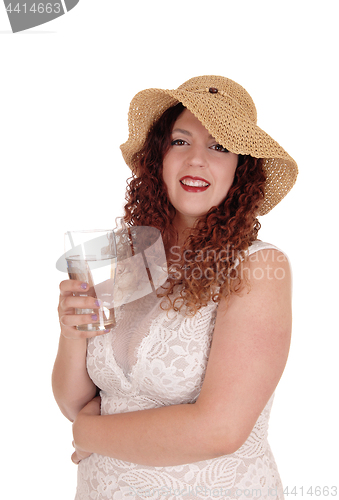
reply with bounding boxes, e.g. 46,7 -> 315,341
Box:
58,279 -> 109,339
71,396 -> 101,464
71,441 -> 92,465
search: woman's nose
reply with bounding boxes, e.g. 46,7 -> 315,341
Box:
185,145 -> 208,168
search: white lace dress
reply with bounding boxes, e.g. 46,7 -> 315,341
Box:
75,241 -> 285,500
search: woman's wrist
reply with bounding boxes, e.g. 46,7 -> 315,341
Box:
72,397 -> 101,453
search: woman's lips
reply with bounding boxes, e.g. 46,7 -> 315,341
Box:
180,176 -> 210,192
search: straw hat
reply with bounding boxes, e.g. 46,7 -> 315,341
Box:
120,75 -> 298,215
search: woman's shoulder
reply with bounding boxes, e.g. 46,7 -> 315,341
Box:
247,239 -> 285,256
247,239 -> 290,264
244,240 -> 291,285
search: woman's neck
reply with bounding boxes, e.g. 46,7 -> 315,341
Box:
172,213 -> 196,247
164,217 -> 193,262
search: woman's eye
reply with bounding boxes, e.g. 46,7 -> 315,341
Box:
171,139 -> 187,146
212,144 -> 229,153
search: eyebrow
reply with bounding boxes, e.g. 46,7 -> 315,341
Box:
172,128 -> 215,140
172,128 -> 192,137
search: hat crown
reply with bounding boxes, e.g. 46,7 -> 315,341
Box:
177,75 -> 257,124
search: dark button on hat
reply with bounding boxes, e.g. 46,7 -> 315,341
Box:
209,87 -> 218,94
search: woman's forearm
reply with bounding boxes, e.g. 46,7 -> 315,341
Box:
52,334 -> 97,422
73,401 -> 234,466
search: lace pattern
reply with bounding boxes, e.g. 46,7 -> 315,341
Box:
75,242 -> 285,499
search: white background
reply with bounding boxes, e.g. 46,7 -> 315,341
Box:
1,1 -> 338,498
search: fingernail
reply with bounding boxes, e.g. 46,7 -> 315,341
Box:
81,283 -> 88,290
95,299 -> 101,307
91,314 -> 98,321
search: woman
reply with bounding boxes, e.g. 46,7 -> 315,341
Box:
53,75 -> 298,499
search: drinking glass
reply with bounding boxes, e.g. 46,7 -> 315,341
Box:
64,229 -> 117,331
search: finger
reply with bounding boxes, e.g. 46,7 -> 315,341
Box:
60,295 -> 100,311
59,279 -> 89,296
60,312 -> 103,328
71,451 -> 80,465
60,323 -> 111,340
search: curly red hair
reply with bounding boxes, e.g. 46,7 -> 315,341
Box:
124,103 -> 266,314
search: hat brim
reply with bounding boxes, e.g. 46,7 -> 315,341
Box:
120,87 -> 298,216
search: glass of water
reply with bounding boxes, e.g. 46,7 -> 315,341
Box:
64,229 -> 117,332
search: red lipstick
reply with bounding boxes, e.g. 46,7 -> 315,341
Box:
179,176 -> 210,193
